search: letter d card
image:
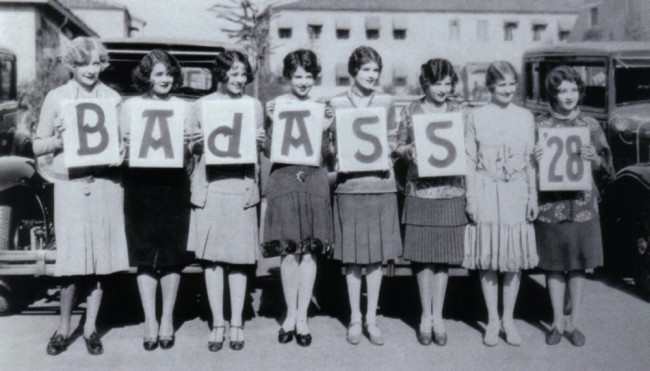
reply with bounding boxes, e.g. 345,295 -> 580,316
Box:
200,99 -> 258,165
61,99 -> 120,168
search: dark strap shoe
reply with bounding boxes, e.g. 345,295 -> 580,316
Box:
296,333 -> 312,347
159,335 -> 175,350
143,337 -> 159,351
278,328 -> 295,344
46,333 -> 68,356
83,332 -> 104,355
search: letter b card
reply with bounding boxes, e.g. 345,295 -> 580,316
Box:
200,99 -> 258,165
61,99 -> 120,168
412,112 -> 466,177
270,100 -> 324,166
335,107 -> 389,172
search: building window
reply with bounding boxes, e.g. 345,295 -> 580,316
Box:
476,20 -> 488,41
366,29 -> 380,40
336,63 -> 350,86
278,28 -> 292,39
337,76 -> 350,86
559,30 -> 570,42
590,7 -> 599,27
393,76 -> 407,87
449,20 -> 460,40
533,24 -> 547,41
393,29 -> 406,40
336,28 -> 350,39
307,24 -> 322,40
504,22 -> 517,41
365,16 -> 381,40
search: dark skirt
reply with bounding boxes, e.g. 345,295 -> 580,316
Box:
402,196 -> 467,264
262,165 -> 333,256
535,218 -> 603,271
124,168 -> 192,269
333,193 -> 402,264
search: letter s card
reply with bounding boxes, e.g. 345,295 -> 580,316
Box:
335,107 -> 389,172
200,99 -> 258,165
129,100 -> 185,168
270,100 -> 323,166
412,112 -> 466,177
61,99 -> 120,168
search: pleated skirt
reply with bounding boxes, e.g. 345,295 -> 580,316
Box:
333,193 -> 402,264
402,196 -> 467,264
54,178 -> 129,276
535,218 -> 603,271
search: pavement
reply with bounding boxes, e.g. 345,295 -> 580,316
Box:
0,269 -> 649,371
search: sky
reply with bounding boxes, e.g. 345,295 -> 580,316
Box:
109,0 -> 234,42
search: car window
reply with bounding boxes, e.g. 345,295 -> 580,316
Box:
0,58 -> 14,102
101,62 -> 213,97
537,61 -> 607,111
615,67 -> 650,106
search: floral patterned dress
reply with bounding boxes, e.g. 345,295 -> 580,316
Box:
535,110 -> 614,271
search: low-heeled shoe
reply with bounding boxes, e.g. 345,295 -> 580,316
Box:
83,332 -> 104,355
295,333 -> 312,347
229,340 -> 244,351
565,329 -> 585,347
546,328 -> 562,345
143,337 -> 158,351
208,340 -> 223,352
433,331 -> 448,346
159,335 -> 175,350
417,330 -> 432,346
278,328 -> 295,344
46,333 -> 68,356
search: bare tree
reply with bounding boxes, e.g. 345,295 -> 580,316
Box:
210,0 -> 283,98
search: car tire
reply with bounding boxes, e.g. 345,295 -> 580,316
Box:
0,205 -> 11,251
0,279 -> 12,315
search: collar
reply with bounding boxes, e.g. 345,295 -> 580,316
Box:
551,108 -> 580,121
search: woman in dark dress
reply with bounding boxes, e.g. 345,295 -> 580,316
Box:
121,50 -> 194,351
534,65 -> 614,347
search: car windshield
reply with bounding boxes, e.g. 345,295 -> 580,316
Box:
101,62 -> 214,98
615,67 -> 650,106
536,61 -> 607,110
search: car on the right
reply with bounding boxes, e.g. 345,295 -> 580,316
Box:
522,41 -> 650,298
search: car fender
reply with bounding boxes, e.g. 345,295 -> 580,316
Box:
0,156 -> 37,194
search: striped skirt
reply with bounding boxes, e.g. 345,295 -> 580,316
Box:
402,196 -> 467,264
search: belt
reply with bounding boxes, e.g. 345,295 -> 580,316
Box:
54,167 -> 120,182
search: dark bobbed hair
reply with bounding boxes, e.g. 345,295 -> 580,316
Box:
347,46 -> 383,77
545,65 -> 585,110
419,58 -> 459,93
63,37 -> 109,73
485,61 -> 518,92
282,49 -> 321,79
212,50 -> 254,85
132,49 -> 183,93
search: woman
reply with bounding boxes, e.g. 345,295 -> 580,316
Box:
395,58 -> 467,346
121,50 -> 194,351
34,37 -> 129,356
261,49 -> 334,347
463,61 -> 539,347
187,50 -> 263,352
330,46 -> 402,346
534,66 -> 614,347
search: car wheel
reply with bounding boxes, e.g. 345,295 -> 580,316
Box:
634,225 -> 650,300
0,279 -> 12,315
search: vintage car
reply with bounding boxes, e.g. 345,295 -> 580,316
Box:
0,39 -> 235,313
522,41 -> 650,297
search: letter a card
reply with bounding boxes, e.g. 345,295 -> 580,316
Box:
200,99 -> 257,165
270,100 -> 323,166
412,112 -> 466,177
335,107 -> 389,172
61,99 -> 120,168
129,100 -> 185,168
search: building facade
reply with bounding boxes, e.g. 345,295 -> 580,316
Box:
271,0 -> 580,99
60,0 -> 145,38
569,0 -> 650,42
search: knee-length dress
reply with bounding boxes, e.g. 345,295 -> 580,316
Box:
33,80 -> 129,276
186,93 -> 262,265
261,94 -> 334,257
535,111 -> 614,271
329,91 -> 402,265
395,98 -> 468,264
121,96 -> 193,269
462,103 -> 538,272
